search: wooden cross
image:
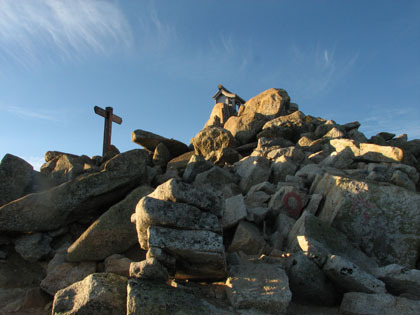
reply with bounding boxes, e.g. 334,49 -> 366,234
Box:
94,106 -> 122,156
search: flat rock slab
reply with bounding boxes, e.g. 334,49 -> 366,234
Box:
148,226 -> 226,279
0,149 -> 150,232
225,263 -> 292,314
340,292 -> 420,315
127,279 -> 232,314
136,197 -> 222,249
330,139 -> 403,163
132,129 -> 190,157
67,185 -> 153,262
52,273 -> 127,315
312,172 -> 420,268
323,255 -> 386,294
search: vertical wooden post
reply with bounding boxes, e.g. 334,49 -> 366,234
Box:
94,106 -> 123,156
103,107 -> 113,156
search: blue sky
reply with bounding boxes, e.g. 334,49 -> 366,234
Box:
1,0 -> 419,170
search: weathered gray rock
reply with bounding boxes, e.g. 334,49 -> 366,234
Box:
0,154 -> 33,206
235,156 -> 271,193
52,273 -> 127,315
129,257 -> 169,281
40,261 -> 96,295
136,196 -> 221,249
312,172 -> 420,268
222,194 -> 247,229
67,185 -> 153,262
132,129 -> 190,157
0,149 -> 151,232
323,127 -> 345,139
288,212 -> 378,273
340,292 -> 420,315
390,169 -> 416,191
225,263 -> 292,314
268,185 -> 308,219
104,254 -> 132,277
271,213 -> 296,250
245,190 -> 271,208
239,88 -> 290,119
304,194 -> 323,214
183,154 -> 213,182
266,146 -> 305,163
247,207 -> 270,225
270,158 -> 298,183
323,254 -> 386,294
330,139 -> 404,163
191,126 -> 237,163
152,142 -> 171,167
127,278 -> 231,314
375,264 -> 420,298
228,221 -> 266,255
259,111 -> 308,143
204,102 -> 233,128
194,166 -> 239,193
41,153 -> 93,185
148,178 -> 223,216
14,233 -> 52,262
287,252 -> 339,305
224,112 -> 268,144
147,226 -> 226,279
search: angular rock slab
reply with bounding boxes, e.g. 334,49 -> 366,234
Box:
149,178 -> 223,217
340,292 -> 420,315
288,212 -> 378,273
0,149 -> 151,232
127,279 -> 231,314
225,263 -> 292,314
323,255 -> 386,294
67,185 -> 153,262
147,226 -> 226,279
52,273 -> 127,315
131,129 -> 190,157
0,153 -> 33,206
330,139 -> 403,163
136,196 -> 222,249
376,264 -> 420,298
312,172 -> 420,268
40,261 -> 96,295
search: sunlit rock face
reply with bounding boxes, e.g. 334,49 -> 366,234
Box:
312,173 -> 420,268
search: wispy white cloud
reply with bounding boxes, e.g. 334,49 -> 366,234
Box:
4,104 -> 60,122
0,0 -> 132,67
360,106 -> 420,140
285,44 -> 359,100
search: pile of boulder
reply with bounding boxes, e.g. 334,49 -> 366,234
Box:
1,87 -> 420,314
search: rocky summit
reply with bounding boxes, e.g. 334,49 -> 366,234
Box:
1,87 -> 420,314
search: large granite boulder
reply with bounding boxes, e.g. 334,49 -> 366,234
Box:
239,88 -> 290,119
225,262 -> 292,314
329,139 -> 404,163
66,185 -> 153,262
52,273 -> 127,315
258,111 -> 308,143
204,102 -> 233,128
134,179 -> 226,280
41,261 -> 96,295
132,129 -> 190,157
0,154 -> 34,206
127,278 -> 231,314
224,112 -> 268,145
0,149 -> 151,232
191,126 -> 237,164
340,292 -> 420,315
312,172 -> 420,268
